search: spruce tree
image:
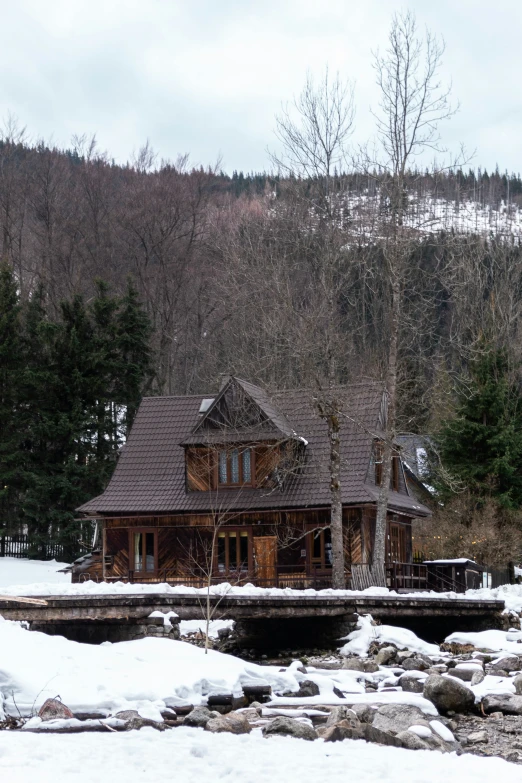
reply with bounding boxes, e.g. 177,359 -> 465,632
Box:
436,349 -> 522,509
0,261 -> 24,535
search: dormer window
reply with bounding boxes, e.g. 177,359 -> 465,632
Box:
218,447 -> 252,486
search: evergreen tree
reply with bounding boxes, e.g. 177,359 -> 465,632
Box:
0,261 -> 25,534
436,349 -> 522,509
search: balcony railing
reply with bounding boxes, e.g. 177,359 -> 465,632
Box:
117,562 -> 430,591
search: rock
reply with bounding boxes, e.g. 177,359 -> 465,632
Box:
262,716 -> 318,741
467,730 -> 488,744
296,680 -> 320,698
402,657 -> 429,672
364,724 -> 404,747
38,698 -> 74,721
400,674 -> 425,694
375,646 -> 397,666
183,706 -> 220,728
482,694 -> 522,716
332,686 -> 345,699
205,713 -> 251,734
471,670 -> 485,685
113,710 -> 166,731
491,655 -> 521,672
349,703 -> 377,723
447,668 -> 475,682
396,651 -> 415,662
342,658 -> 379,673
372,704 -> 430,735
514,674 -> 522,695
395,730 -> 431,750
423,675 -> 475,714
325,706 -> 355,727
323,719 -> 363,742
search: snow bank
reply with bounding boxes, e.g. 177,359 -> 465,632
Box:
0,725 -> 515,783
0,618 -> 298,719
445,628 -> 522,654
464,583 -> 522,614
340,614 -> 440,657
0,557 -> 71,588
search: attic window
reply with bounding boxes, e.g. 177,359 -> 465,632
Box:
218,447 -> 253,486
198,398 -> 214,415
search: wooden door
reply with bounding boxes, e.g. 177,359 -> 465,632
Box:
253,536 -> 277,585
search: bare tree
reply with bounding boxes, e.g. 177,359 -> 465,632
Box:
272,67 -> 355,213
369,11 -> 459,581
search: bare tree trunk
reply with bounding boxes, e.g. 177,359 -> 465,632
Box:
373,267 -> 400,579
328,410 -> 344,588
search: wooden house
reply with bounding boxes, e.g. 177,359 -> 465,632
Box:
76,377 -> 431,589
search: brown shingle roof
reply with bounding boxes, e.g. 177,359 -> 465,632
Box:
77,380 -> 431,517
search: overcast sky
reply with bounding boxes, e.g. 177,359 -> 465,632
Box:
2,0 -> 521,174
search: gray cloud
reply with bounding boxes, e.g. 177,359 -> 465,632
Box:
0,0 -> 520,173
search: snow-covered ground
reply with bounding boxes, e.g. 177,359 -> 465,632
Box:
0,557 -> 71,588
0,727 -> 516,783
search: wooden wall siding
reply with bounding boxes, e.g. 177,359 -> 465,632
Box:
255,444 -> 281,487
105,528 -> 129,578
344,508 -> 363,564
186,448 -> 215,491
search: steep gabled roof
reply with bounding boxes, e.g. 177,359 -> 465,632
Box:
182,376 -> 299,445
77,378 -> 431,518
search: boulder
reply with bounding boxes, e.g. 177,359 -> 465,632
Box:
343,658 -> 379,673
447,669 -> 475,683
364,724 -> 404,747
423,674 -> 475,714
402,657 -> 429,672
396,651 -> 415,662
375,646 -> 397,666
296,680 -> 320,698
395,730 -> 431,750
400,675 -> 425,694
349,703 -> 378,723
262,716 -> 318,741
38,698 -> 74,721
205,713 -> 251,734
372,704 -> 430,735
482,694 -> 522,716
471,670 -> 485,685
491,655 -> 521,672
323,719 -> 364,742
183,706 -> 220,728
514,673 -> 522,695
325,706 -> 356,727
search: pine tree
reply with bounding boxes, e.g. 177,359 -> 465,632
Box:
436,349 -> 522,509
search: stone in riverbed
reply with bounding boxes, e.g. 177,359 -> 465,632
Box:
471,670 -> 485,685
375,646 -> 397,666
491,655 -> 521,672
205,713 -> 251,734
395,730 -> 431,750
423,674 -> 475,714
183,706 -> 220,728
38,698 -> 74,721
402,657 -> 430,671
400,674 -> 425,694
467,730 -> 488,744
322,719 -> 364,742
262,716 -> 317,741
482,694 -> 522,716
295,680 -> 320,698
514,674 -> 522,695
372,704 -> 430,735
342,658 -> 379,673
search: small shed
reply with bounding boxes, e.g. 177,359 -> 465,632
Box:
423,559 -> 484,593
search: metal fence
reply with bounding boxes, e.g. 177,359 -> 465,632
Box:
0,534 -> 86,562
